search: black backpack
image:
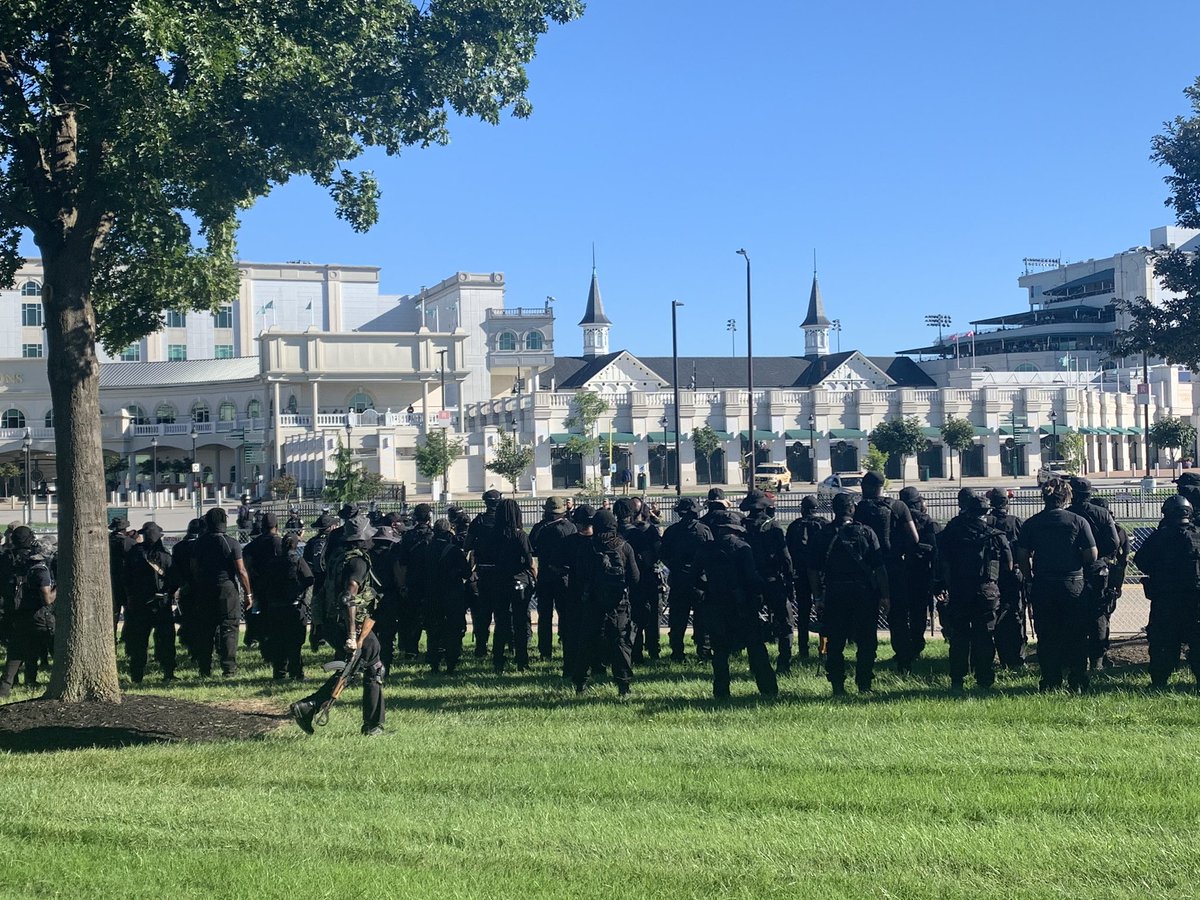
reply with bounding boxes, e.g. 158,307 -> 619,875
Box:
856,499 -> 894,554
947,524 -> 1002,589
825,524 -> 872,582
304,533 -> 328,577
592,544 -> 627,606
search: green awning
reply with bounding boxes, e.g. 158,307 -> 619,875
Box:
738,430 -> 778,441
1036,423 -> 1074,434
551,431 -> 638,444
709,430 -> 734,441
646,432 -> 677,443
920,426 -> 942,439
549,433 -> 575,444
1127,426 -> 1145,435
785,429 -> 821,441
973,426 -> 992,436
1077,426 -> 1100,435
828,428 -> 867,439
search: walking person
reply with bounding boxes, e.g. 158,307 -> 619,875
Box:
122,522 -> 177,683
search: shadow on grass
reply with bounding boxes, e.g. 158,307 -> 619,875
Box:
0,725 -> 166,754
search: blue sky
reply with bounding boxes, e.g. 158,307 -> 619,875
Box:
47,1 -> 1200,357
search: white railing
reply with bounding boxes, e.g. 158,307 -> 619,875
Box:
868,391 -> 892,405
954,390 -> 981,403
910,390 -> 937,403
278,414 -> 312,427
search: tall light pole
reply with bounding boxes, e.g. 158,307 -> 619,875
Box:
807,413 -> 816,485
22,428 -> 32,525
736,248 -> 753,486
190,427 -> 200,517
150,435 -> 158,519
924,313 -> 951,347
831,319 -> 842,353
1049,409 -> 1058,463
726,318 -> 737,358
671,299 -> 684,497
437,347 -> 447,413
510,420 -> 519,496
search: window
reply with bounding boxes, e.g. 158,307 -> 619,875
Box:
218,401 -> 237,422
1014,362 -> 1040,373
497,332 -> 517,351
1,408 -> 26,429
213,305 -> 233,329
166,310 -> 187,328
120,345 -> 141,362
154,403 -> 176,425
168,344 -> 187,361
44,410 -> 53,428
191,401 -> 210,424
21,303 -> 42,327
21,343 -> 43,358
126,404 -> 149,426
247,398 -> 262,420
21,281 -> 41,297
349,391 -> 374,413
524,330 -> 544,351
214,344 -> 235,359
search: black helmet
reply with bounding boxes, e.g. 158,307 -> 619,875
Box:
1162,495 -> 1193,521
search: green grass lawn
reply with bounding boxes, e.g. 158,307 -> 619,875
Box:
2,642 -> 1199,899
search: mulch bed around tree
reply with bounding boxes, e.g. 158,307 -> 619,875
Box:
0,695 -> 288,753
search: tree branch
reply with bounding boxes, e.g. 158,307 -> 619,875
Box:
0,50 -> 53,224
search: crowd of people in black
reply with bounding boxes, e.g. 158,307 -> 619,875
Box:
3,471 -> 1200,734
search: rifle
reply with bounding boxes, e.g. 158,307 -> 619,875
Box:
313,617 -> 377,728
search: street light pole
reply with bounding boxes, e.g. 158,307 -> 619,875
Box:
151,436 -> 158,519
22,428 -> 31,525
1049,409 -> 1058,463
671,299 -> 684,497
726,318 -> 736,358
736,249 -> 753,486
190,427 -> 199,517
437,348 -> 447,413
807,413 -> 816,485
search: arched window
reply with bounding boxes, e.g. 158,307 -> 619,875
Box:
126,404 -> 149,426
287,394 -> 298,414
1015,362 -> 1040,373
218,401 -> 237,422
524,330 -> 544,351
21,281 -> 41,297
155,403 -> 176,424
44,410 -> 54,428
349,391 -> 374,413
2,408 -> 26,429
247,398 -> 262,420
497,332 -> 517,351
191,401 -> 210,424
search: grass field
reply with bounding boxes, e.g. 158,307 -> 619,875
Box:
2,642 -> 1199,899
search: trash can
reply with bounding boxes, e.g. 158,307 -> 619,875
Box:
636,471 -> 647,491
919,467 -> 930,482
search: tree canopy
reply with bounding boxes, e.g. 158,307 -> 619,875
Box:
1149,415 -> 1197,466
0,0 -> 582,701
486,428 -> 534,495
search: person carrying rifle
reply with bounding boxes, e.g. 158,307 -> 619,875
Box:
290,515 -> 385,736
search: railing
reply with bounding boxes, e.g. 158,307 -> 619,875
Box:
485,306 -> 552,317
0,426 -> 54,441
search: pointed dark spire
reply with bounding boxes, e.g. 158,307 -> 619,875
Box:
802,273 -> 831,328
578,257 -> 612,326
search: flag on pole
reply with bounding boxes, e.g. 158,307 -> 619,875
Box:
258,301 -> 274,314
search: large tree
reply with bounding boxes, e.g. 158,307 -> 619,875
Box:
1115,77 -> 1200,368
0,0 -> 582,701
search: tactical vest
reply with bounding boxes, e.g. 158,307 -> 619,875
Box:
314,547 -> 378,628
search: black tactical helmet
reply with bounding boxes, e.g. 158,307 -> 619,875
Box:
1162,494 -> 1193,521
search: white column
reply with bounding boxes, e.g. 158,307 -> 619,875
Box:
272,381 -> 283,471
311,380 -> 320,431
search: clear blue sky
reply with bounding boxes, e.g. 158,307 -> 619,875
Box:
44,1 -> 1200,358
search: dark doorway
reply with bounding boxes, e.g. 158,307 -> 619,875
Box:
551,448 -> 583,490
787,443 -> 813,483
917,444 -> 944,479
962,444 -> 986,478
831,441 -> 859,473
649,445 -> 678,488
1001,439 -> 1027,478
695,448 -> 726,485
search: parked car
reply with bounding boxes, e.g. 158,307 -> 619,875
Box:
1036,461 -> 1073,486
753,462 -> 793,493
817,470 -> 866,501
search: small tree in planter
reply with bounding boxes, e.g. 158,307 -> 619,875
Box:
940,417 -> 977,484
270,472 -> 297,502
869,417 -> 924,485
486,430 -> 535,496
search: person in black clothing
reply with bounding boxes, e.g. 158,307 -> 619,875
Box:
559,504 -> 596,679
303,512 -> 337,649
122,522 -> 177,683
419,519 -> 473,673
1134,495 -> 1200,688
1175,471 -> 1200,509
285,506 -> 304,534
170,517 -> 205,662
985,487 -> 1026,669
700,488 -> 743,531
191,506 -> 254,677
571,508 -> 638,697
390,505 -> 435,663
661,497 -> 713,662
936,492 -> 1011,691
785,495 -> 826,660
447,506 -> 471,547
699,505 -> 778,699
898,486 -> 941,664
741,490 -> 795,675
242,511 -> 283,656
1067,476 -> 1121,670
529,497 -> 576,661
480,499 -> 535,673
369,524 -> 403,672
109,516 -> 134,637
291,515 -> 385,735
1016,478 -> 1097,693
465,489 -> 502,656
235,497 -> 252,542
813,493 -> 889,695
0,527 -> 55,697
268,533 -> 313,680
854,470 -> 920,674
615,497 -> 663,663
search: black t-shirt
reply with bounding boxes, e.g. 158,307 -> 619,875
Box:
193,530 -> 243,590
1019,508 -> 1095,579
342,554 -> 370,595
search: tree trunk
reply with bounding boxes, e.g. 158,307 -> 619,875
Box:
41,248 -> 122,703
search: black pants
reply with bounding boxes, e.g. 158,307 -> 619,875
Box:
793,575 -> 814,658
993,581 -> 1027,668
667,577 -> 708,659
558,594 -> 583,678
572,597 -> 633,692
374,603 -> 399,673
1148,599 -> 1200,687
397,593 -> 424,658
196,585 -> 241,676
471,577 -> 495,653
535,572 -> 566,659
946,593 -> 998,687
763,578 -> 794,672
300,627 -> 384,731
630,583 -> 662,662
824,582 -> 880,690
1030,575 -> 1088,691
268,605 -> 308,679
1,614 -> 49,691
885,558 -> 925,668
426,597 -> 466,671
492,580 -> 531,671
711,627 -> 777,698
124,599 -> 177,681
